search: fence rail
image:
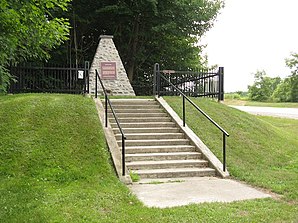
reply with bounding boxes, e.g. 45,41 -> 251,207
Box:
9,62 -> 89,94
154,64 -> 224,101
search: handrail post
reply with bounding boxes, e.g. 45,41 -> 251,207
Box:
223,133 -> 226,172
122,135 -> 126,176
105,94 -> 108,128
95,71 -> 98,98
183,96 -> 185,127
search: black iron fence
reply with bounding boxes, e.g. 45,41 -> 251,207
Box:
9,61 -> 90,94
153,63 -> 224,101
131,82 -> 153,96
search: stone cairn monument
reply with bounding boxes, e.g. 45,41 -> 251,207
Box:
89,35 -> 135,96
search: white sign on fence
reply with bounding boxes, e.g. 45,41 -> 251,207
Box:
78,70 -> 84,79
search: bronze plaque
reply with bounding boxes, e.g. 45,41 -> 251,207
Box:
101,62 -> 117,80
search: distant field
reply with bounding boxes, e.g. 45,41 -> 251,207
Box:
223,98 -> 298,108
0,94 -> 297,222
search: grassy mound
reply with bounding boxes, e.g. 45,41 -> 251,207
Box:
0,94 -> 297,222
0,94 -> 139,222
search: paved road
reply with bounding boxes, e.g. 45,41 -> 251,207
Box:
231,106 -> 298,119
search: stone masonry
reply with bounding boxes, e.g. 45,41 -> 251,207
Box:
89,35 -> 135,96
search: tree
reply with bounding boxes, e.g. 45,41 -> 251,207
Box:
248,70 -> 281,101
286,53 -> 298,75
0,0 -> 70,92
272,78 -> 292,102
285,53 -> 298,102
272,53 -> 298,102
49,0 -> 223,83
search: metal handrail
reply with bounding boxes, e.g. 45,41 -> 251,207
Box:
95,70 -> 127,176
157,70 -> 229,171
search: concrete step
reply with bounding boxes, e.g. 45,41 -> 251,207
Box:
134,168 -> 216,179
113,127 -> 181,134
101,98 -> 218,180
108,113 -> 168,118
118,139 -> 190,147
109,117 -> 171,123
110,122 -> 176,128
125,145 -> 196,154
125,152 -> 201,162
109,104 -> 161,110
109,99 -> 156,105
109,109 -> 163,114
115,133 -> 185,141
126,160 -> 208,170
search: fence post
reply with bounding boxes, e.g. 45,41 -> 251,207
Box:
218,67 -> 224,101
84,61 -> 90,94
155,63 -> 161,97
153,63 -> 157,95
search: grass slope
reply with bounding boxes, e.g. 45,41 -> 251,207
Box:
0,94 -> 297,222
0,94 -> 138,222
164,97 -> 298,201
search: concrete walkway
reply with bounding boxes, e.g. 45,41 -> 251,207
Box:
129,177 -> 271,208
231,106 -> 298,119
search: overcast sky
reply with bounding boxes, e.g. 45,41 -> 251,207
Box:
202,0 -> 298,92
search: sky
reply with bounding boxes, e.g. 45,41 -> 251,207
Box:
201,0 -> 298,92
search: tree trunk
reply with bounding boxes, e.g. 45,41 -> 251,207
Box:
127,15 -> 140,83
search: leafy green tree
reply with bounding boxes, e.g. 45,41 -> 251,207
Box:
272,78 -> 292,102
0,0 -> 70,92
286,53 -> 298,75
248,53 -> 298,102
248,70 -> 281,101
49,0 -> 223,84
285,53 -> 298,102
272,53 -> 298,102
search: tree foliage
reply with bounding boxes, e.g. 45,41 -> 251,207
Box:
272,53 -> 298,102
49,0 -> 223,83
248,70 -> 281,101
272,78 -> 292,102
248,53 -> 298,102
285,53 -> 298,101
0,0 -> 70,92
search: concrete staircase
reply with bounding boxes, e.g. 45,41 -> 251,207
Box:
108,99 -> 216,179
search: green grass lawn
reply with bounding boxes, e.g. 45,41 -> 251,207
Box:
0,94 -> 297,222
164,97 -> 298,199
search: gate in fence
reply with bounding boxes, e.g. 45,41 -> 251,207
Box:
9,61 -> 90,94
153,63 -> 224,101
